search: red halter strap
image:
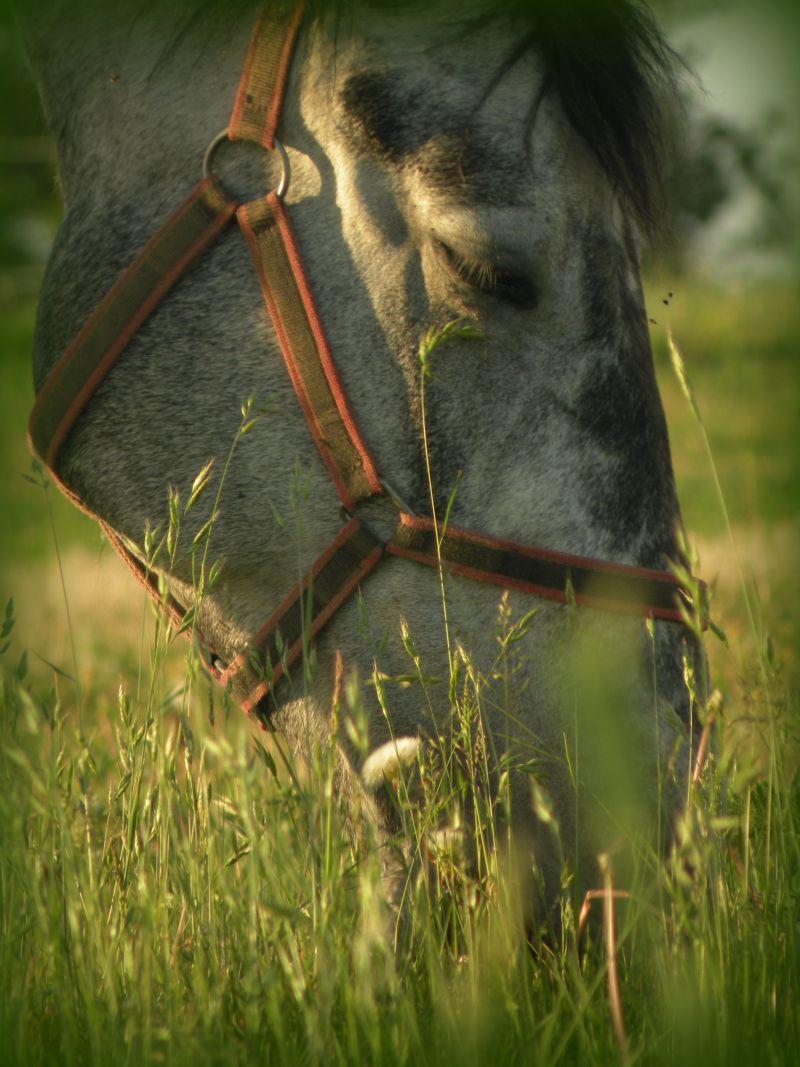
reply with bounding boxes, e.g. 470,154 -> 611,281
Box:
28,180 -> 235,468
228,2 -> 306,150
237,193 -> 382,508
219,517 -> 384,714
27,2 -> 705,726
389,514 -> 690,624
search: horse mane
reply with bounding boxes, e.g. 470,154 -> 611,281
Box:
527,0 -> 682,232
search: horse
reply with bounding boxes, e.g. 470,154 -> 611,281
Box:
18,0 -> 702,919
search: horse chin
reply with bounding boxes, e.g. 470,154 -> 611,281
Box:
520,614 -> 701,917
303,565 -> 703,927
490,647 -> 700,931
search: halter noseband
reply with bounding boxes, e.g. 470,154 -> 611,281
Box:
28,3 -> 705,724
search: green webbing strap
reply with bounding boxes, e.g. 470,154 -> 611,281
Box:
237,193 -> 383,509
389,513 -> 693,626
29,179 -> 235,468
219,517 -> 384,713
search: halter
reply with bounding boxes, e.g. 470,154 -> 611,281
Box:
28,3 -> 704,723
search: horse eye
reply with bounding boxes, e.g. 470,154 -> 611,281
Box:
435,240 -> 536,309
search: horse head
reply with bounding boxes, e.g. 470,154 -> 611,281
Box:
22,0 -> 703,915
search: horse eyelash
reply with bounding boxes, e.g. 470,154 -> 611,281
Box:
435,240 -> 535,308
437,240 -> 500,291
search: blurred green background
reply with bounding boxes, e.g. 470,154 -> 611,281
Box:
0,0 -> 798,707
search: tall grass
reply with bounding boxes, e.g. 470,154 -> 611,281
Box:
0,326 -> 798,1067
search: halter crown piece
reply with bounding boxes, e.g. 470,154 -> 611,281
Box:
28,2 -> 705,724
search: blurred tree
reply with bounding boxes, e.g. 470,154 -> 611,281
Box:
0,7 -> 59,302
656,100 -> 799,272
651,0 -> 800,275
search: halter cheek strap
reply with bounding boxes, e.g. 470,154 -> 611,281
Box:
228,2 -> 306,151
28,1 -> 706,728
28,180 -> 235,468
237,193 -> 382,508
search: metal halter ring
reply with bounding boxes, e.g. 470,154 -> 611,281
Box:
202,128 -> 291,202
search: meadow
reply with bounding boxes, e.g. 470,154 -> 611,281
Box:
1,12 -> 799,1064
0,271 -> 798,1066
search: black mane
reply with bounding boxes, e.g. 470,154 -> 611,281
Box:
527,0 -> 681,231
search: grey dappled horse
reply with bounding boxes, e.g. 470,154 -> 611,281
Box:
20,0 -> 700,916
